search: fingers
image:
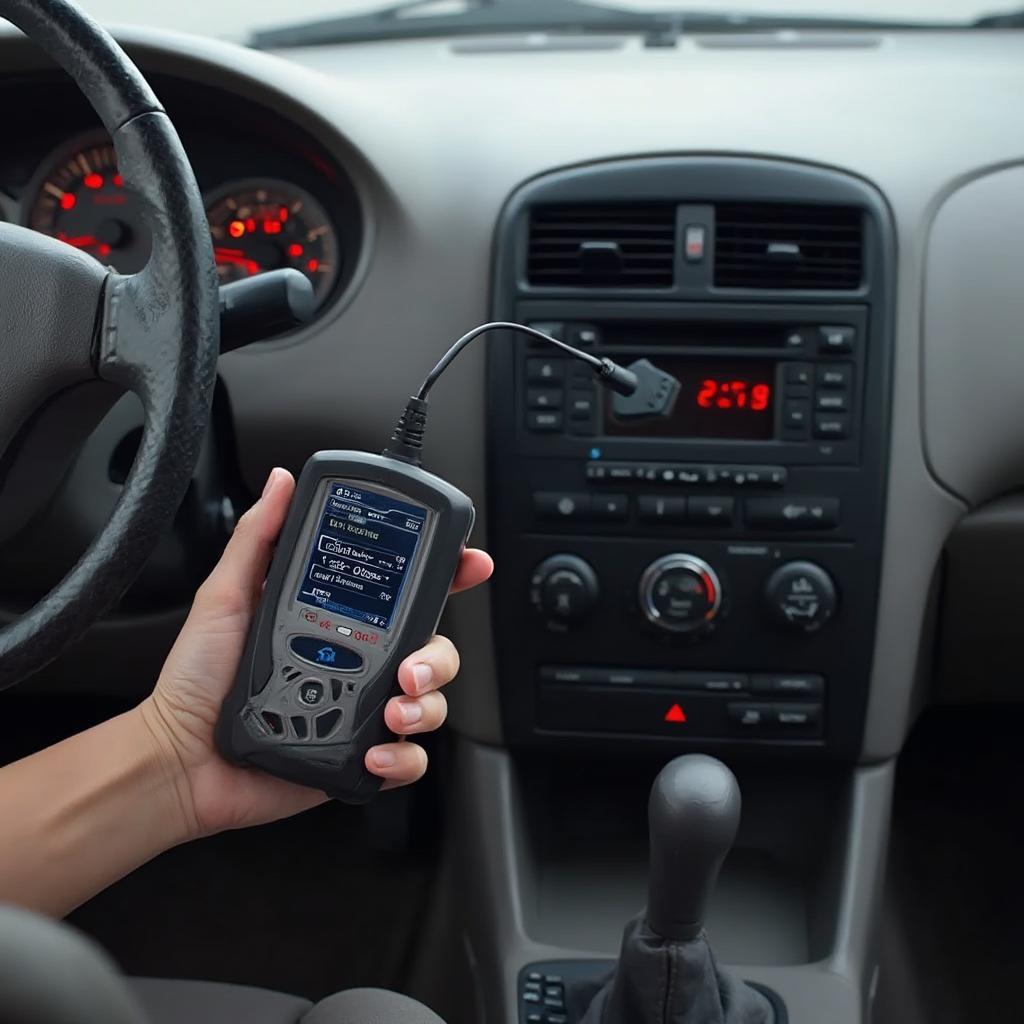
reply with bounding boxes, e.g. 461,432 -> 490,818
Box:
194,468 -> 295,618
397,634 -> 459,697
365,741 -> 428,790
383,690 -> 447,735
450,548 -> 493,594
357,552 -> 491,794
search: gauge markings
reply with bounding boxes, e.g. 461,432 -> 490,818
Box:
204,178 -> 340,309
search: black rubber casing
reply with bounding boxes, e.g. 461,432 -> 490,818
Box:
215,451 -> 475,803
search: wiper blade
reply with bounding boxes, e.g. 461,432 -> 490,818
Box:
251,0 -> 993,50
252,0 -> 672,49
973,7 -> 1024,26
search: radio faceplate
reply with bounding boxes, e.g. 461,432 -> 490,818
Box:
513,302 -> 867,466
486,157 -> 893,762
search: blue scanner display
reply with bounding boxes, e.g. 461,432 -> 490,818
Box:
296,482 -> 427,631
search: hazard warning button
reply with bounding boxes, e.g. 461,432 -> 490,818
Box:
663,703 -> 687,724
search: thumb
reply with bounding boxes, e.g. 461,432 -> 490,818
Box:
195,467 -> 296,618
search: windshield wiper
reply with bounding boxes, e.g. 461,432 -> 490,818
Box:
973,7 -> 1024,26
250,0 -> 1002,50
252,0 -> 672,49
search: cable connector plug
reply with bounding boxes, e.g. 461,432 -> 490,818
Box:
383,396 -> 429,466
596,357 -> 639,396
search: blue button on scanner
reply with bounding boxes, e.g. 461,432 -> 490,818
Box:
289,636 -> 363,672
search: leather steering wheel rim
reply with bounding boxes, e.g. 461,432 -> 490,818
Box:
0,0 -> 219,688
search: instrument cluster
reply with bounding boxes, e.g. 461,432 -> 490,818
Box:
0,74 -> 364,324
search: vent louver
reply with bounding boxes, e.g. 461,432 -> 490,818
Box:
527,203 -> 676,288
714,203 -> 863,290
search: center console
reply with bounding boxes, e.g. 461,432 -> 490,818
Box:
487,157 -> 893,761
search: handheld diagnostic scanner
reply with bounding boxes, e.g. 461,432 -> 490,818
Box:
215,322 -> 637,803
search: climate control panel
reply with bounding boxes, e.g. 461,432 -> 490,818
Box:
498,533 -> 871,757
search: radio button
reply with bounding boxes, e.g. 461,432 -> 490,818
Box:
638,495 -> 688,523
526,357 -> 565,383
527,387 -> 563,410
784,363 -> 813,386
716,465 -> 787,488
568,391 -> 595,420
783,399 -> 811,432
526,410 -> 563,432
745,496 -> 839,529
751,673 -> 825,696
728,702 -> 772,728
665,464 -> 715,485
818,325 -> 855,353
815,393 -> 848,412
534,492 -> 591,520
817,364 -> 853,388
567,323 -> 600,347
688,496 -> 734,526
772,703 -> 823,731
813,413 -> 850,439
591,494 -> 629,520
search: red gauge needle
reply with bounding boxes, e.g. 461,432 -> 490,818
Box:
214,247 -> 261,275
57,234 -> 112,258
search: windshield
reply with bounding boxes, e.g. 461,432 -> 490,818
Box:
74,0 -> 1018,42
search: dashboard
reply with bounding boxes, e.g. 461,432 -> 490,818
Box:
1,25 -> 1024,772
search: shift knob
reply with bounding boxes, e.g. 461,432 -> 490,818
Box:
646,754 -> 741,941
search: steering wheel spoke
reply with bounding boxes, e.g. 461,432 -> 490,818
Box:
0,223 -> 107,463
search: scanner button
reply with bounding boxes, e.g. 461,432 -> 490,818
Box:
298,680 -> 325,707
289,636 -> 364,672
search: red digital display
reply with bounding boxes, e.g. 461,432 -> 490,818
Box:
696,378 -> 771,412
606,360 -> 777,440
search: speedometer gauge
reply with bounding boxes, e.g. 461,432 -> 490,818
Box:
204,179 -> 339,306
26,132 -> 150,273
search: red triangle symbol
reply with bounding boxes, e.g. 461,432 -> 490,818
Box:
664,703 -> 687,724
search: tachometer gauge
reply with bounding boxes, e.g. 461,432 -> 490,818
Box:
26,133 -> 150,273
204,179 -> 339,307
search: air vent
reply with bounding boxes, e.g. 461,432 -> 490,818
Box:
714,203 -> 863,290
527,203 -> 676,288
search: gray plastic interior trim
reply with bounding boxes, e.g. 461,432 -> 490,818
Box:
922,163 -> 1024,508
452,739 -> 894,1024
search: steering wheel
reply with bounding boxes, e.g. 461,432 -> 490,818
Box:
0,0 -> 219,689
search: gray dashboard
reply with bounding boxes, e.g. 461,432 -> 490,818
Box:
2,25 -> 1023,762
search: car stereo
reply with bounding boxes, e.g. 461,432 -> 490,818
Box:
521,315 -> 859,453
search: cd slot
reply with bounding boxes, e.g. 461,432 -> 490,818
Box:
599,321 -> 797,349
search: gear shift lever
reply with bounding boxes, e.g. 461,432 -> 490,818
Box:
576,755 -> 776,1024
647,753 -> 741,941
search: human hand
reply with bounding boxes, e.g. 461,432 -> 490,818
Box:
137,467 -> 493,840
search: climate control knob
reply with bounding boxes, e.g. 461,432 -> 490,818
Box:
530,554 -> 600,625
764,560 -> 837,632
639,554 -> 722,634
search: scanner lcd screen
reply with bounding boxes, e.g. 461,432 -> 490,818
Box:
296,481 -> 427,631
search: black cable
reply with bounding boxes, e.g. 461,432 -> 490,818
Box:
416,321 -> 603,400
385,320 -> 637,466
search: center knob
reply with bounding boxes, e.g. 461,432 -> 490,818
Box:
639,554 -> 721,634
